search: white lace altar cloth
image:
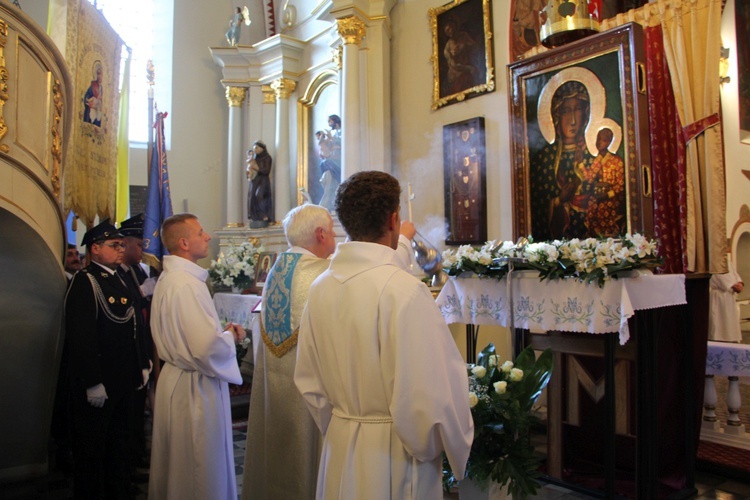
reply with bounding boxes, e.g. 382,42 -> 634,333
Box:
436,272 -> 686,345
705,341 -> 750,377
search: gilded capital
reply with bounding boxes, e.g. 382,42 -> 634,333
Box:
262,84 -> 276,104
225,86 -> 246,107
270,78 -> 296,100
0,20 -> 7,48
332,46 -> 343,71
337,17 -> 366,45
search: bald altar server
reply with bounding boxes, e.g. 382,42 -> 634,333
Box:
241,204 -> 336,500
294,171 -> 473,499
149,213 -> 246,500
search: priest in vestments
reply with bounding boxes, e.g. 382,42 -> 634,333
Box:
295,171 -> 473,499
242,204 -> 337,500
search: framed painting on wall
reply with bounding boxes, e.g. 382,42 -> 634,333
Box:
443,117 -> 487,245
737,0 -> 750,144
429,0 -> 495,110
507,22 -> 653,242
254,252 -> 277,289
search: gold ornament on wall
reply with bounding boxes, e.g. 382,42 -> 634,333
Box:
51,80 -> 64,198
226,86 -> 247,107
332,45 -> 343,70
262,84 -> 276,104
0,18 -> 9,153
271,78 -> 296,100
337,17 -> 366,45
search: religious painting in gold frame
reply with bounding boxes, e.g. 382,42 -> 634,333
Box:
429,0 -> 495,110
737,0 -> 750,144
507,22 -> 653,242
443,117 -> 487,245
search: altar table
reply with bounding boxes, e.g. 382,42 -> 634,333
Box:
436,273 -> 695,499
436,271 -> 686,345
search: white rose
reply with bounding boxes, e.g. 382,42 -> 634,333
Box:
477,250 -> 492,265
471,365 -> 487,378
469,392 -> 479,408
488,355 -> 499,368
493,381 -> 507,394
509,368 -> 524,382
501,361 -> 514,373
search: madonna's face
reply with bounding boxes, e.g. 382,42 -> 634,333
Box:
558,97 -> 587,144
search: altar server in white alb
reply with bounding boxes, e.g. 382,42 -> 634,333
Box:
294,171 -> 473,499
709,254 -> 745,342
149,213 -> 246,500
242,204 -> 337,500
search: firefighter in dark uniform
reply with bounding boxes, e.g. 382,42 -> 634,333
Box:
64,219 -> 150,499
117,213 -> 157,470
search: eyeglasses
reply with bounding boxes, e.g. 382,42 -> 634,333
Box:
100,242 -> 126,250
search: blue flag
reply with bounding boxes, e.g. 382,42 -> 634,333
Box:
142,112 -> 173,270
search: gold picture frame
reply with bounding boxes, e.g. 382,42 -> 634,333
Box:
507,23 -> 653,241
429,0 -> 495,110
254,252 -> 277,289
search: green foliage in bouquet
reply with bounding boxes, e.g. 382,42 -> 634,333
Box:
444,344 -> 554,499
442,234 -> 664,288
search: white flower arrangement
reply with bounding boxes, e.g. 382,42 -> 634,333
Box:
442,234 -> 663,287
443,344 -> 554,498
208,239 -> 265,290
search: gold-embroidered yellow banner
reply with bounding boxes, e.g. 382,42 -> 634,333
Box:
62,0 -> 122,227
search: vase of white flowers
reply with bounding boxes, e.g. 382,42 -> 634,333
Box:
208,239 -> 265,292
444,344 -> 553,499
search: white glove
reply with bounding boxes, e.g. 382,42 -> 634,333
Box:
138,360 -> 154,389
140,277 -> 157,297
86,383 -> 108,408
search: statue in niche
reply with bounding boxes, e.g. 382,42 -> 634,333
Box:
315,114 -> 341,211
246,141 -> 274,227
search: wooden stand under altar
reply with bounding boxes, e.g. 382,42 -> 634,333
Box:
436,273 -> 708,498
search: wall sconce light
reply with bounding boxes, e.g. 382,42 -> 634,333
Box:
282,0 -> 296,29
720,45 -> 730,85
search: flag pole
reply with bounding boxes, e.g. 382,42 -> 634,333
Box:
146,59 -> 155,176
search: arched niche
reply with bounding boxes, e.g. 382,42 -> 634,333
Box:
296,70 -> 340,206
730,209 -> 750,327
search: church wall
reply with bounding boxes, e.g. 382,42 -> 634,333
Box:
390,0 -> 514,247
390,0 -> 515,359
24,1 -> 748,265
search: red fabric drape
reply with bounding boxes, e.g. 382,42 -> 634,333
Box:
644,24 -> 688,274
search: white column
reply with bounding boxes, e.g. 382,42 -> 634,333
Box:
337,16 -> 366,180
702,374 -> 720,431
725,376 -> 746,434
270,78 -> 296,219
225,86 -> 246,227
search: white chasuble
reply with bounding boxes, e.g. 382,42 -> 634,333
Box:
242,250 -> 330,500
